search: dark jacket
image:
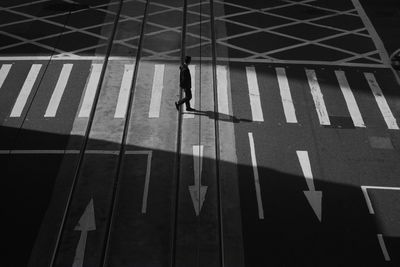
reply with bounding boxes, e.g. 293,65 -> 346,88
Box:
180,64 -> 191,89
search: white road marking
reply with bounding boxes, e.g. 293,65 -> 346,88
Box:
10,64 -> 42,117
351,0 -> 390,66
361,185 -> 400,214
78,64 -> 103,118
149,64 -> 165,118
123,150 -> 154,214
189,145 -> 208,216
183,65 -> 196,119
246,66 -> 264,122
0,150 -> 118,154
0,64 -> 12,89
44,64 -> 73,117
217,65 -> 230,115
297,151 -> 315,191
276,67 -> 297,123
296,150 -> 322,222
248,132 -> 264,219
306,69 -> 330,126
114,64 -> 134,118
335,70 -> 365,127
0,149 -> 152,155
377,234 -> 391,261
73,199 -> 96,267
364,72 -> 399,130
0,56 -> 390,68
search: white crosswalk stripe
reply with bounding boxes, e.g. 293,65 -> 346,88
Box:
149,64 -> 165,118
114,64 -> 135,119
45,64 -> 73,117
78,63 -> 103,118
364,72 -> 399,130
246,66 -> 264,122
217,65 -> 229,116
0,64 -> 12,90
335,70 -> 365,128
306,69 -> 330,126
276,67 -> 297,123
10,64 -> 42,118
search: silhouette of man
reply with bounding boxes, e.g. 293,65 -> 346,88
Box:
175,56 -> 195,111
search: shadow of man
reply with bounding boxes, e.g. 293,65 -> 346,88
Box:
183,109 -> 252,123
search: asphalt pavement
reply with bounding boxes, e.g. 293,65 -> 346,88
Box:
0,0 -> 400,266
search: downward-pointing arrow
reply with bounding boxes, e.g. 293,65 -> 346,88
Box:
296,151 -> 322,222
73,199 -> 96,267
189,145 -> 208,216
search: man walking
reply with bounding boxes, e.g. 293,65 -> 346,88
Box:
175,56 -> 195,111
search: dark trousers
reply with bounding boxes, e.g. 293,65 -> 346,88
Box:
177,87 -> 192,109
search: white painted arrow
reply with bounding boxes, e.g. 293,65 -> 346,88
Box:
296,151 -> 322,222
72,199 -> 96,267
189,145 -> 208,216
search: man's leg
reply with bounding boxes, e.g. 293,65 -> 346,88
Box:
184,88 -> 192,110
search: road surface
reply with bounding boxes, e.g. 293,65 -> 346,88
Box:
0,0 -> 399,266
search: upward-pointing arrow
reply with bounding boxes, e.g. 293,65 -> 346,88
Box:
296,151 -> 322,222
189,145 -> 208,216
73,199 -> 96,267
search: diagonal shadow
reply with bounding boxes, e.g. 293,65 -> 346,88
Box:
183,109 -> 252,123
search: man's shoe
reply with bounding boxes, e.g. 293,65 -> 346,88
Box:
175,102 -> 179,111
186,107 -> 196,111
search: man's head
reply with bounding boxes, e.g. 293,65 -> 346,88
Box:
184,56 -> 191,65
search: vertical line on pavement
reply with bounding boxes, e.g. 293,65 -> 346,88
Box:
195,2 -> 203,266
209,0 -> 224,265
101,0 -> 151,265
377,234 -> 391,261
248,132 -> 264,220
50,1 -> 125,266
171,0 -> 187,266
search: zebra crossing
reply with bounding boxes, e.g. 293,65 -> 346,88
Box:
0,61 -> 398,130
234,65 -> 399,130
